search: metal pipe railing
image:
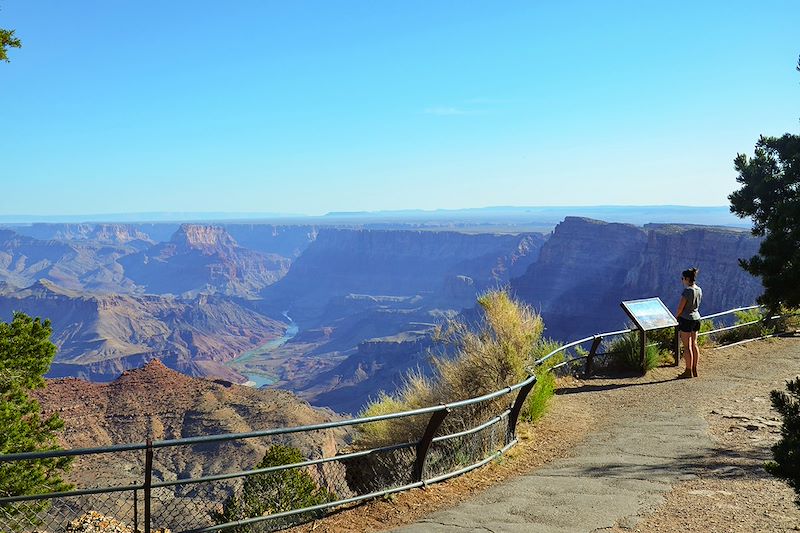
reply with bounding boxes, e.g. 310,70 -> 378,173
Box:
531,305 -> 786,376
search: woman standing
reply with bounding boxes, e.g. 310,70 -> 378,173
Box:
676,268 -> 702,378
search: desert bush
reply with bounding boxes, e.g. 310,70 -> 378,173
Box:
645,326 -> 677,353
772,307 -> 800,334
355,290 -> 545,449
766,377 -> 800,506
605,330 -> 667,374
697,319 -> 716,346
213,445 -> 336,532
717,309 -> 774,344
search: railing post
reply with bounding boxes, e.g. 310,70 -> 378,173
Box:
506,378 -> 537,443
133,489 -> 138,533
413,407 -> 449,483
144,438 -> 153,533
585,336 -> 603,377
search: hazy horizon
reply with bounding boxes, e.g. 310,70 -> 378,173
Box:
0,204 -> 749,229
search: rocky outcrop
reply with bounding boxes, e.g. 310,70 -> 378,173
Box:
512,218 -> 763,340
250,229 -> 544,412
119,224 -> 291,297
33,361 -> 343,524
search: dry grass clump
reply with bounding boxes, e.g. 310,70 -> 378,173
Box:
356,290 -> 556,449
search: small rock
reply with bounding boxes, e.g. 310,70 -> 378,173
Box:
688,489 -> 718,496
723,413 -> 751,420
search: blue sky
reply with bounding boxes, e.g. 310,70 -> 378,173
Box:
1,1 -> 798,216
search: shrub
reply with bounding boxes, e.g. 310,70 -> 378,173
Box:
523,339 -> 563,422
717,309 -> 774,345
605,330 -> 667,374
697,319 -> 716,346
766,377 -> 800,506
772,307 -> 800,335
645,326 -> 677,353
213,445 -> 336,532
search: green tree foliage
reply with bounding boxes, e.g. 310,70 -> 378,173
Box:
213,445 -> 336,532
0,27 -> 22,62
767,377 -> 800,505
0,313 -> 72,516
729,133 -> 800,311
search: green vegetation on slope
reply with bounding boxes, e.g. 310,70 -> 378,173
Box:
213,445 -> 336,532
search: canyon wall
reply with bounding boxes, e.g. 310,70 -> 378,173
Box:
512,217 -> 763,341
262,228 -> 545,327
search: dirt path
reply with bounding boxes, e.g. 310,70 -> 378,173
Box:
292,336 -> 800,532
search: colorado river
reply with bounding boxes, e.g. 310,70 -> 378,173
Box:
228,311 -> 298,387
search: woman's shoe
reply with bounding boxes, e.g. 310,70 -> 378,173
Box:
677,369 -> 693,379
692,368 -> 698,377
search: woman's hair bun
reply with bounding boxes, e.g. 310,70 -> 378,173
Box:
682,267 -> 699,281
690,267 -> 699,275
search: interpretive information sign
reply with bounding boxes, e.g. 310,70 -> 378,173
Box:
620,297 -> 678,331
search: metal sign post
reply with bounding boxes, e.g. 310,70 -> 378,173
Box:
620,297 -> 678,370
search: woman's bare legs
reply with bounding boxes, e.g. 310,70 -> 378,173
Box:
690,331 -> 700,376
680,331 -> 693,376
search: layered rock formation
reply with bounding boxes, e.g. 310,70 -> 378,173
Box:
10,223 -> 155,245
120,224 -> 291,297
512,217 -> 763,340
296,331 -> 434,414
0,280 -> 285,382
252,229 -> 545,413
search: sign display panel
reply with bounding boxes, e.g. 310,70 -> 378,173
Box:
620,297 -> 678,331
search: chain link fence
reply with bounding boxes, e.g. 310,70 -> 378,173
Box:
0,375 -> 534,533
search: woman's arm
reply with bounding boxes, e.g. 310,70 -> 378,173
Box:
676,296 -> 686,318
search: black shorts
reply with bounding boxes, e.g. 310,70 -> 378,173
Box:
678,317 -> 701,333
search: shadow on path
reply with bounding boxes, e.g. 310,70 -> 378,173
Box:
567,445 -> 773,481
557,378 -> 676,395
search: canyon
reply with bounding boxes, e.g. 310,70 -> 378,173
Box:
0,215 -> 764,414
